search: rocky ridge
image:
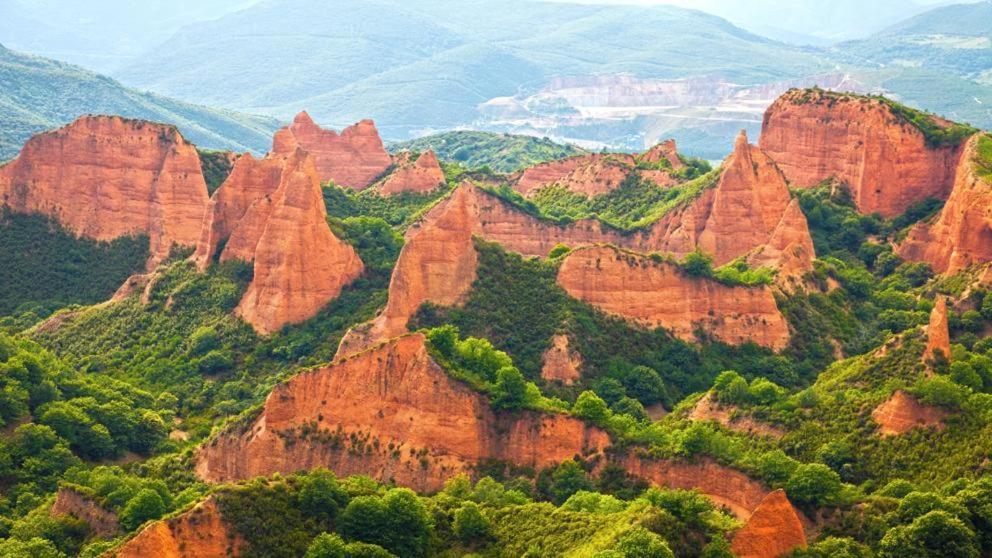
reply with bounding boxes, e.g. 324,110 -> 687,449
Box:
730,489 -> 807,558
377,150 -> 446,195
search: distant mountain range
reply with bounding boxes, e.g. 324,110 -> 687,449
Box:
1,0 -> 989,159
0,43 -> 279,161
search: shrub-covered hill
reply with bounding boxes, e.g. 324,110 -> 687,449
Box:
388,131 -> 586,173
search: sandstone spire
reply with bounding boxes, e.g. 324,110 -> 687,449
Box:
271,112 -> 392,189
0,115 -> 209,265
232,149 -> 364,334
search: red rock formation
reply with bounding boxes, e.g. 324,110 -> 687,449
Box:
336,185 -> 628,355
640,139 -> 686,170
541,334 -> 582,385
229,149 -> 364,334
51,487 -> 120,538
514,153 -> 638,197
688,393 -> 784,438
378,150 -> 446,195
871,390 -> 947,436
924,296 -> 952,365
338,163 -> 812,356
557,246 -> 790,350
623,455 -> 771,519
192,153 -> 285,269
760,89 -> 967,217
109,497 -> 241,558
898,135 -> 992,273
697,132 -> 792,265
271,112 -> 391,189
196,334 -> 610,491
731,489 -> 807,558
0,115 -> 209,263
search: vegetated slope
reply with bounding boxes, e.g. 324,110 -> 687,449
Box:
113,0 -> 833,134
388,131 -> 586,173
0,43 -> 279,161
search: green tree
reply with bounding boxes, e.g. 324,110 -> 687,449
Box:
573,391 -> 610,424
491,367 -> 527,411
338,489 -> 432,557
120,488 -> 167,531
785,463 -> 842,506
712,371 -> 750,405
614,527 -> 674,558
879,510 -> 979,558
305,533 -> 347,558
681,249 -> 714,278
453,502 -> 492,545
549,460 -> 594,505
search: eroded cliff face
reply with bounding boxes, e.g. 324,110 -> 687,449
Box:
924,296 -> 952,364
109,497 -> 241,558
731,489 -> 807,558
541,334 -> 582,385
378,150 -> 446,195
760,89 -> 966,217
622,455 -> 771,519
271,112 -> 391,190
227,149 -> 364,334
640,139 -> 685,170
196,334 -> 610,491
0,115 -> 209,263
871,390 -> 947,436
557,246 -> 790,349
51,487 -> 120,539
898,135 -> 992,274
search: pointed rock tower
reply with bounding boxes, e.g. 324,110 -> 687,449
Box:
378,150 -> 446,195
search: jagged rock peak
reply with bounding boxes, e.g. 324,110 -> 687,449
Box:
271,113 -> 391,189
0,115 -> 209,265
924,296 -> 952,364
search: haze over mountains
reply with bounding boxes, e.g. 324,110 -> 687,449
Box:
1,0 -> 990,159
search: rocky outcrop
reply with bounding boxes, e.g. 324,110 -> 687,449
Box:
196,334 -> 610,491
871,390 -> 947,436
541,334 -> 582,385
219,149 -> 364,334
924,296 -> 952,365
760,89 -> 967,217
109,497 -> 241,558
335,185 -> 629,355
378,150 -> 446,195
697,132 -> 812,270
688,393 -> 784,438
622,455 -> 771,519
731,490 -> 807,558
557,246 -> 790,349
640,139 -> 685,170
271,112 -> 391,189
747,198 -> 816,280
0,115 -> 209,263
898,135 -> 992,273
51,487 -> 120,538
